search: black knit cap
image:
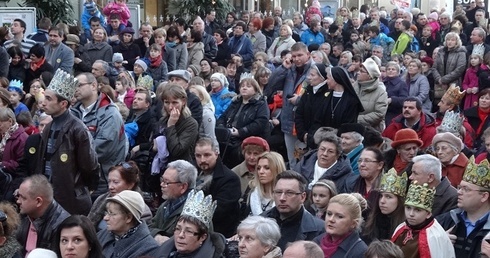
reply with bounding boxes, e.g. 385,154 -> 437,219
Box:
338,123 -> 366,137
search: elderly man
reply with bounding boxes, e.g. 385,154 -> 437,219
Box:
262,170 -> 324,251
338,123 -> 365,175
432,132 -> 469,188
192,16 -> 218,60
71,72 -> 127,199
409,154 -> 458,216
134,22 -> 155,56
283,240 -> 324,258
15,175 -> 70,256
466,27 -> 490,60
383,97 -> 437,149
437,157 -> 490,257
150,160 -> 197,244
292,12 -> 308,36
384,128 -> 423,176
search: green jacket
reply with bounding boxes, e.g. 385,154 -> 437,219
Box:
392,32 -> 411,55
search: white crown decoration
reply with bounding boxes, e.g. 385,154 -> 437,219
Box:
439,111 -> 464,134
473,44 -> 485,58
239,72 -> 254,83
181,189 -> 217,228
48,69 -> 78,100
8,79 -> 23,91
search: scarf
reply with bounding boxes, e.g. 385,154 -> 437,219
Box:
150,54 -> 163,68
163,191 -> 189,219
114,224 -> 140,241
30,57 -> 46,72
391,218 -> 434,258
477,107 -> 490,135
394,154 -> 409,174
0,123 -> 18,157
320,232 -> 351,257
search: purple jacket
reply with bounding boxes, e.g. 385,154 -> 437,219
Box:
3,125 -> 28,172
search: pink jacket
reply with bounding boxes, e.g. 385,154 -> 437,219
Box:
117,88 -> 135,108
428,21 -> 440,40
462,66 -> 479,90
103,2 -> 131,26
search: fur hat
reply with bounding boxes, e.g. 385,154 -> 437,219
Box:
134,59 -> 148,72
210,73 -> 229,88
391,128 -> 423,149
362,58 -> 381,78
338,123 -> 365,136
107,190 -> 144,222
432,132 -> 464,152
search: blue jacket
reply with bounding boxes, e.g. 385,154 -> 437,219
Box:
228,35 -> 254,63
300,29 -> 325,46
211,87 -> 235,119
81,9 -> 106,31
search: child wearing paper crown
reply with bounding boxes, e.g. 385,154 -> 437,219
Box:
7,80 -> 28,116
391,181 -> 455,258
82,0 -> 107,41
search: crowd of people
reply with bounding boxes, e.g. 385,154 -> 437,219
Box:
2,0 -> 490,257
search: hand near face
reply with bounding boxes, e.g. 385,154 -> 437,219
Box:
167,107 -> 180,127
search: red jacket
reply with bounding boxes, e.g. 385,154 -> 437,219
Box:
442,153 -> 469,187
382,112 -> 437,149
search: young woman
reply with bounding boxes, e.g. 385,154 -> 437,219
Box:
54,215 -> 104,258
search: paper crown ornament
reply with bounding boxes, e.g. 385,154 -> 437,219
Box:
181,189 -> 217,228
442,84 -> 465,105
462,156 -> 490,189
472,43 -> 485,58
379,168 -> 408,198
438,110 -> 464,134
8,79 -> 23,94
351,9 -> 360,19
239,72 -> 254,82
405,181 -> 436,212
47,69 -> 78,100
336,16 -> 343,26
137,74 -> 153,91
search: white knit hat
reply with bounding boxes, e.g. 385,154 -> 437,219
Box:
210,73 -> 229,88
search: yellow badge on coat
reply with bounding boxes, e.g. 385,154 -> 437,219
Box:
29,147 -> 36,154
60,154 -> 68,162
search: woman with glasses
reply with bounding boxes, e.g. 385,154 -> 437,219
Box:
97,190 -> 158,258
362,168 -> 407,244
0,202 -> 21,257
431,132 -> 468,188
88,161 -> 152,231
313,193 -> 368,258
53,215 -> 104,258
155,189 -> 226,257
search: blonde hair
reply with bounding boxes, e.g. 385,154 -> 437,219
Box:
93,27 -> 108,41
154,28 -> 167,38
252,151 -> 286,198
161,84 -> 192,119
240,78 -> 262,96
189,84 -> 212,105
328,193 -> 367,230
444,32 -> 462,48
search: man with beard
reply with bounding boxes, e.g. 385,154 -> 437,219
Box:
194,137 -> 241,238
44,27 -> 74,73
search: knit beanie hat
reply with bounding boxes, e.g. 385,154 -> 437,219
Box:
112,53 -> 124,63
134,59 -> 148,72
84,1 -> 98,13
188,65 -> 200,76
210,73 -> 229,88
428,12 -> 438,20
362,58 -> 381,78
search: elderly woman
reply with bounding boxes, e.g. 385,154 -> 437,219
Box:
245,151 -> 286,216
216,78 -> 270,168
432,132 -> 468,187
294,132 -> 355,193
97,190 -> 159,258
313,193 -> 368,257
0,108 -> 28,202
464,88 -> 490,150
354,58 -> 388,132
267,25 -> 296,65
88,161 -> 152,231
236,216 -> 282,258
403,59 -> 432,113
155,190 -> 226,257
0,202 -> 21,257
85,27 -> 113,64
54,215 -> 104,258
384,61 -> 408,126
362,168 -> 407,244
384,128 -> 423,175
432,32 -> 467,103
112,27 -> 141,71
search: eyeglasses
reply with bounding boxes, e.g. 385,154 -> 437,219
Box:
272,190 -> 303,198
160,177 -> 182,186
104,211 -> 120,217
174,226 -> 200,236
457,185 -> 488,193
77,82 -> 92,87
358,159 -> 379,164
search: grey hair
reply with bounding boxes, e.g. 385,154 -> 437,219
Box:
412,154 -> 442,181
473,27 -> 487,39
350,131 -> 364,143
94,60 -> 109,74
24,174 -> 54,202
286,241 -> 323,258
372,45 -> 384,53
404,10 -> 413,21
237,216 -> 281,247
167,160 -> 198,188
0,108 -> 16,123
386,61 -> 401,73
440,12 -> 452,22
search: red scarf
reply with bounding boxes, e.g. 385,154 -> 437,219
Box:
30,57 -> 46,72
150,55 -> 162,68
477,107 -> 490,135
320,232 -> 351,257
394,154 -> 409,174
391,220 -> 434,258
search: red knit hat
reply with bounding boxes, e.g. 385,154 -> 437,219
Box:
241,136 -> 270,151
420,56 -> 434,67
391,129 -> 423,149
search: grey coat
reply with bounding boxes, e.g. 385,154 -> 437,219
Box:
97,222 -> 159,258
433,46 -> 467,85
403,73 -> 432,114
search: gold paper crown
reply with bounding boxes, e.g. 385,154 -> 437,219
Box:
336,16 -> 343,26
442,84 -> 466,105
351,10 -> 359,19
137,75 -> 153,91
462,156 -> 490,189
439,110 -> 464,134
47,69 -> 78,100
181,189 -> 217,228
379,168 -> 408,198
405,181 -> 435,212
